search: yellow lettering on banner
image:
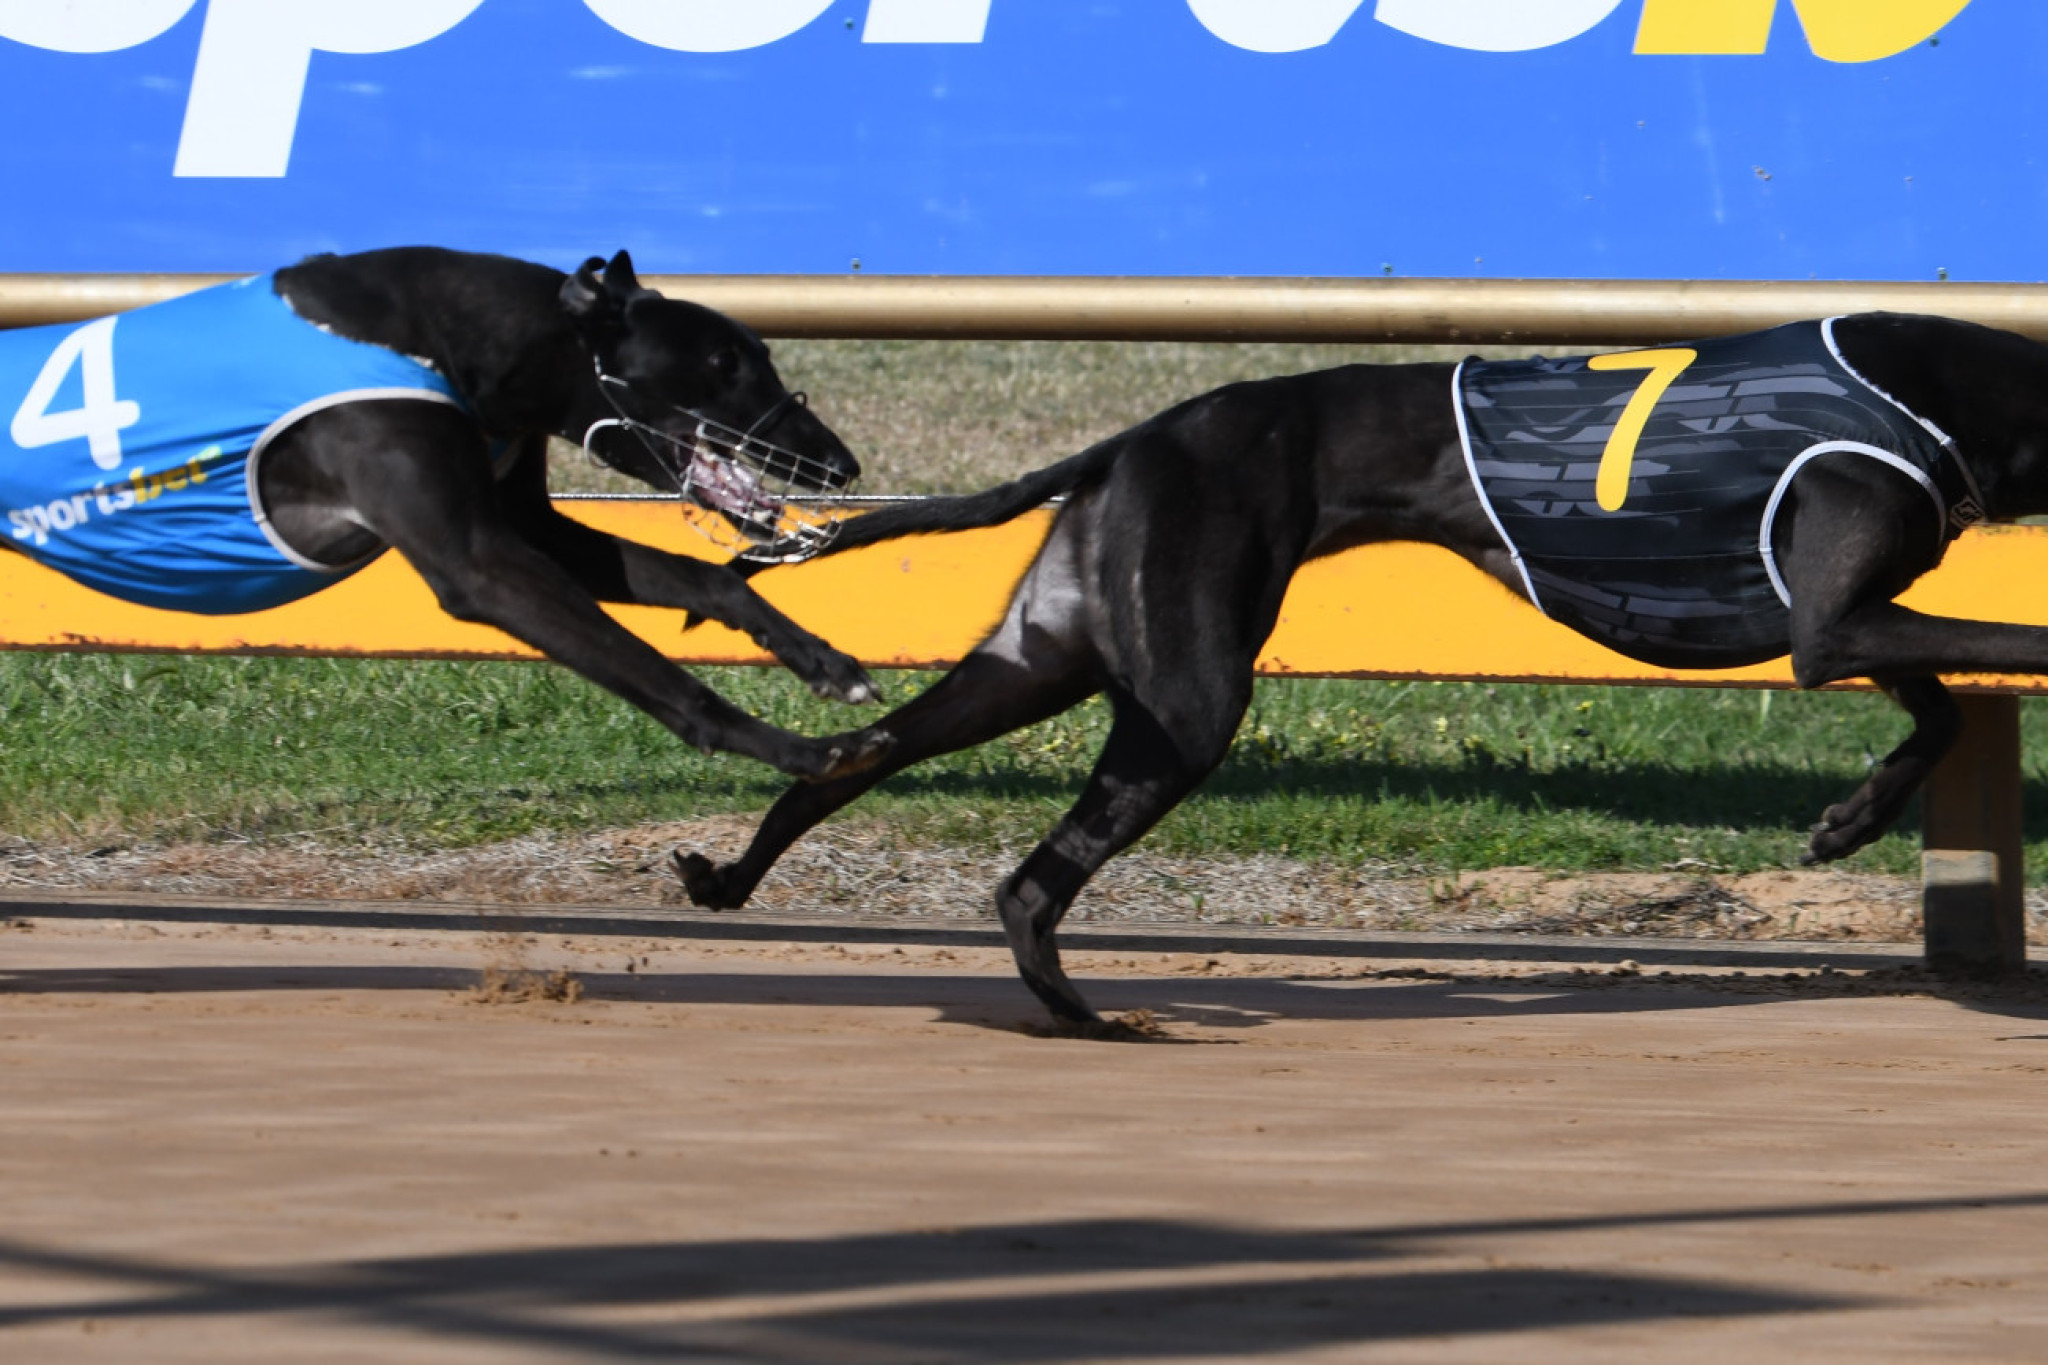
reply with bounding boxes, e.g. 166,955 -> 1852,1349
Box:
1634,0 -> 1774,55
1585,348 -> 1696,513
1634,0 -> 1970,59
1791,0 -> 1971,63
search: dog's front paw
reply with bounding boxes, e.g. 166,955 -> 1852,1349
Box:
813,673 -> 879,705
808,651 -> 880,706
768,629 -> 878,706
1801,793 -> 1884,865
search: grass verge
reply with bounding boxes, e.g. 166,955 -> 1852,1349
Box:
550,338 -> 1494,496
3,652 -> 2043,883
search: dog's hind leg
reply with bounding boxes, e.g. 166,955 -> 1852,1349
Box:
680,501 -> 1110,909
996,677 -> 1253,1023
677,647 -> 1098,910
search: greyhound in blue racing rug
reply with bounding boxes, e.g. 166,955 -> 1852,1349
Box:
0,247 -> 889,783
679,312 -> 2046,1022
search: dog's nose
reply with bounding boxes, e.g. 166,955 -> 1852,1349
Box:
791,407 -> 860,485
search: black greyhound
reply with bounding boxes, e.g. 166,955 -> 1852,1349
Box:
2,247 -> 887,782
679,312 -> 2048,1022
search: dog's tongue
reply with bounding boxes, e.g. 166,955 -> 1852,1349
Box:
689,450 -> 777,520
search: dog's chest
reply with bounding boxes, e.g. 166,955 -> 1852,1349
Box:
1455,320 -> 1973,668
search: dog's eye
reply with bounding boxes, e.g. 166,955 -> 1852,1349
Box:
708,348 -> 737,375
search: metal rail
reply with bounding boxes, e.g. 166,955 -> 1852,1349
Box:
4,272 -> 2048,343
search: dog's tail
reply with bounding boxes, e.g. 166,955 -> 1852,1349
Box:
731,438 -> 1118,583
826,438 -> 1116,555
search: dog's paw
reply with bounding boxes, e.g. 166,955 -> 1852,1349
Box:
669,850 -> 739,908
808,654 -> 880,706
813,673 -> 879,706
808,727 -> 893,783
1802,796 -> 1880,865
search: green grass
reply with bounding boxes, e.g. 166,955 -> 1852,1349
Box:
551,338 -> 1486,496
2,651 -> 2042,882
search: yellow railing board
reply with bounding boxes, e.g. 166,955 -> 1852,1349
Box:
2,501 -> 2046,692
1263,524 -> 2048,690
0,501 -> 1032,667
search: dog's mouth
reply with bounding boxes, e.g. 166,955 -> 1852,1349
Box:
585,373 -> 858,561
583,415 -> 855,561
676,422 -> 856,561
687,444 -> 782,522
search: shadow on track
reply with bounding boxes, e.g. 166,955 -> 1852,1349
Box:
0,1197 -> 1934,1360
8,959 -> 2048,1032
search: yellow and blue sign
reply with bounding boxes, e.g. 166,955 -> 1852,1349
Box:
0,1 -> 2021,279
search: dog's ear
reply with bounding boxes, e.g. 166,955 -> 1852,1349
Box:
564,251 -> 661,345
602,249 -> 648,300
560,256 -> 614,333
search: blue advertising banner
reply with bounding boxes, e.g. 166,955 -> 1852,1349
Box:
0,1 -> 2031,280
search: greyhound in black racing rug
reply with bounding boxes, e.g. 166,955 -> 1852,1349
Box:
678,311 -> 2048,1022
0,247 -> 888,782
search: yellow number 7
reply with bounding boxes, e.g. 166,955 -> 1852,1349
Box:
1585,347 -> 1697,512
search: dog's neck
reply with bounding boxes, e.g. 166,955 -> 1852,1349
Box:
273,247 -> 603,442
1833,314 -> 2048,521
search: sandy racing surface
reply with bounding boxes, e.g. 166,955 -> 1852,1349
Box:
6,907 -> 2048,1362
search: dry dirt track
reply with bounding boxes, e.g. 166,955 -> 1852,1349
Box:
5,910 -> 2048,1362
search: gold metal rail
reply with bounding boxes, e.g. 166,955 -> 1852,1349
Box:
4,272 -> 2047,343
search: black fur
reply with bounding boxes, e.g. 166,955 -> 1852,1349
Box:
681,312 -> 2048,1021
250,247 -> 887,780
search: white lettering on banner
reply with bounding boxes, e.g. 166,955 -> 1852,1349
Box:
580,0 -> 836,53
0,0 -> 1984,178
173,0 -> 488,178
863,0 -> 992,44
1373,0 -> 1627,52
9,317 -> 141,472
1187,0 -> 1627,53
0,0 -> 197,53
1183,0 -> 1366,54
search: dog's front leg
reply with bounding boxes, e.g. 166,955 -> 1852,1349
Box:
509,502 -> 878,704
414,523 -> 887,780
1801,676 -> 1961,863
1779,454 -> 2035,861
320,412 -> 887,781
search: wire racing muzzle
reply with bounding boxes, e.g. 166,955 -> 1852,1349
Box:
584,370 -> 858,562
